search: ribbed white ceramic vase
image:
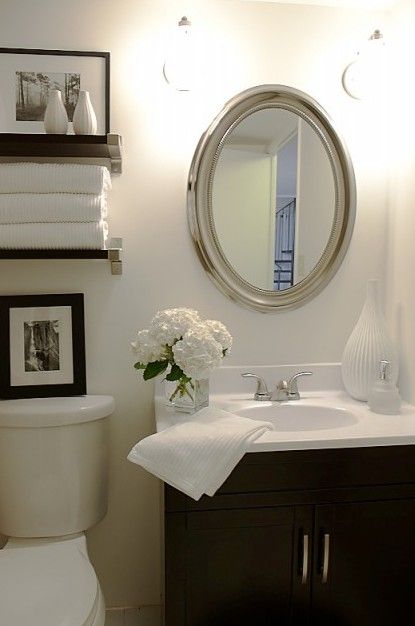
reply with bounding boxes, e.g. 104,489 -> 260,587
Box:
43,89 -> 68,134
341,279 -> 398,401
73,90 -> 97,135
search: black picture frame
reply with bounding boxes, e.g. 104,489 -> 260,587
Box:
0,293 -> 86,399
0,47 -> 110,134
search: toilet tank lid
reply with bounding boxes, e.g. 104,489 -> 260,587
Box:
0,395 -> 115,428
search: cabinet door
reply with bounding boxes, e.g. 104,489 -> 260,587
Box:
166,505 -> 312,626
312,499 -> 415,626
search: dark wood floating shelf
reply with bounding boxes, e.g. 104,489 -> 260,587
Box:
0,133 -> 122,173
0,249 -> 108,259
0,247 -> 122,274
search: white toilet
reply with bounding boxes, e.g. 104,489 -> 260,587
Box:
0,395 -> 115,626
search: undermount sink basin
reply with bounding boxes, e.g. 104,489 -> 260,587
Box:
235,404 -> 358,431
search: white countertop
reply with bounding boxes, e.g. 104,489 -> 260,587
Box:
155,364 -> 415,452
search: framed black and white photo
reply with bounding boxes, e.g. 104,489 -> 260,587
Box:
0,293 -> 86,399
0,48 -> 109,134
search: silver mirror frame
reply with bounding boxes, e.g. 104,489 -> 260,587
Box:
187,85 -> 356,312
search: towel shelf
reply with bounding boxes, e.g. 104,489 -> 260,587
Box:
0,133 -> 122,174
0,138 -> 123,273
0,245 -> 123,275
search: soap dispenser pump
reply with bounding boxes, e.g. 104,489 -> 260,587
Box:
368,360 -> 401,415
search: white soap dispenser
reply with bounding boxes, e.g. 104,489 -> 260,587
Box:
368,360 -> 401,415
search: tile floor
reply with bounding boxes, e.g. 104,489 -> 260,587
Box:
106,606 -> 162,626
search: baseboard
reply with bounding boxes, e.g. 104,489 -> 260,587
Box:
106,605 -> 162,626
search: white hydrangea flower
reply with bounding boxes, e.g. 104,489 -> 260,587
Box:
131,329 -> 166,365
204,319 -> 232,351
172,325 -> 223,380
149,307 -> 200,346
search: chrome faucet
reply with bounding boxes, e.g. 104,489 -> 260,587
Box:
241,373 -> 271,401
242,370 -> 313,402
271,371 -> 313,401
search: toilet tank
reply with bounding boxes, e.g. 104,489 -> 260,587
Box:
0,396 -> 114,538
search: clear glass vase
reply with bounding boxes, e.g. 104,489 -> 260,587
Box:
164,377 -> 209,414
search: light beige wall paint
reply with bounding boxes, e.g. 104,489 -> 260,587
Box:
213,147 -> 273,289
386,0 -> 415,402
0,0 -> 391,608
295,118 -> 336,280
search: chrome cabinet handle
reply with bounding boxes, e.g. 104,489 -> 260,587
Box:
301,533 -> 309,584
321,533 -> 330,584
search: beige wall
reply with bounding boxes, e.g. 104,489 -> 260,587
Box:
0,0 -> 391,609
386,0 -> 415,401
213,147 -> 274,289
295,118 -> 336,281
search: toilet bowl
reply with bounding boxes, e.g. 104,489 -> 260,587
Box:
0,395 -> 114,626
0,535 -> 105,626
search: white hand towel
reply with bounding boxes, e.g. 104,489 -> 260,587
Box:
0,221 -> 108,249
127,407 -> 273,500
0,193 -> 107,224
0,163 -> 111,195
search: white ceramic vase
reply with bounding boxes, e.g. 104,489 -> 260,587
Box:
341,279 -> 398,401
72,90 -> 97,135
43,89 -> 68,134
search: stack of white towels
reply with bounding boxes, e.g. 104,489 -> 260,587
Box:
0,163 -> 111,250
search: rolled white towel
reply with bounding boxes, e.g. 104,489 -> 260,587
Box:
0,193 -> 107,224
0,221 -> 108,250
0,163 -> 111,195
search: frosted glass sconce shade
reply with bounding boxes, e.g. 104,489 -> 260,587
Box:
163,16 -> 196,91
342,29 -> 386,100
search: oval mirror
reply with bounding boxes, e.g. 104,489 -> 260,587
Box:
188,85 -> 356,312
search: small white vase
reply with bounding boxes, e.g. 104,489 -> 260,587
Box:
43,89 -> 68,134
72,90 -> 97,135
341,279 -> 398,401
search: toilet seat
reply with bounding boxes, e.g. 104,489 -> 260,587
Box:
0,538 -> 100,625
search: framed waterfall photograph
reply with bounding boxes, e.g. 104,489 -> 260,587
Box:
0,293 -> 86,399
0,47 -> 110,134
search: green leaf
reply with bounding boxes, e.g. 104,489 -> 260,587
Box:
143,360 -> 169,380
165,363 -> 184,381
134,362 -> 146,370
165,345 -> 174,361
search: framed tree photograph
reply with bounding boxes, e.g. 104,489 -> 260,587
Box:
0,48 -> 110,134
0,293 -> 86,399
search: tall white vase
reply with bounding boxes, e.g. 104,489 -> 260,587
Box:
341,279 -> 398,401
43,89 -> 68,134
72,91 -> 97,135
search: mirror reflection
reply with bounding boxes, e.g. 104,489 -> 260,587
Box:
212,108 -> 335,291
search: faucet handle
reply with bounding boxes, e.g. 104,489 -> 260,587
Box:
287,371 -> 313,398
241,373 -> 270,401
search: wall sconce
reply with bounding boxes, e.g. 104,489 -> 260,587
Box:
163,16 -> 195,91
342,29 -> 386,100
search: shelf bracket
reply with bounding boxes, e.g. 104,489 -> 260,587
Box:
107,134 -> 122,174
107,238 -> 123,275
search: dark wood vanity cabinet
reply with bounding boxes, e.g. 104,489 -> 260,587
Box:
312,499 -> 415,626
165,446 -> 415,626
